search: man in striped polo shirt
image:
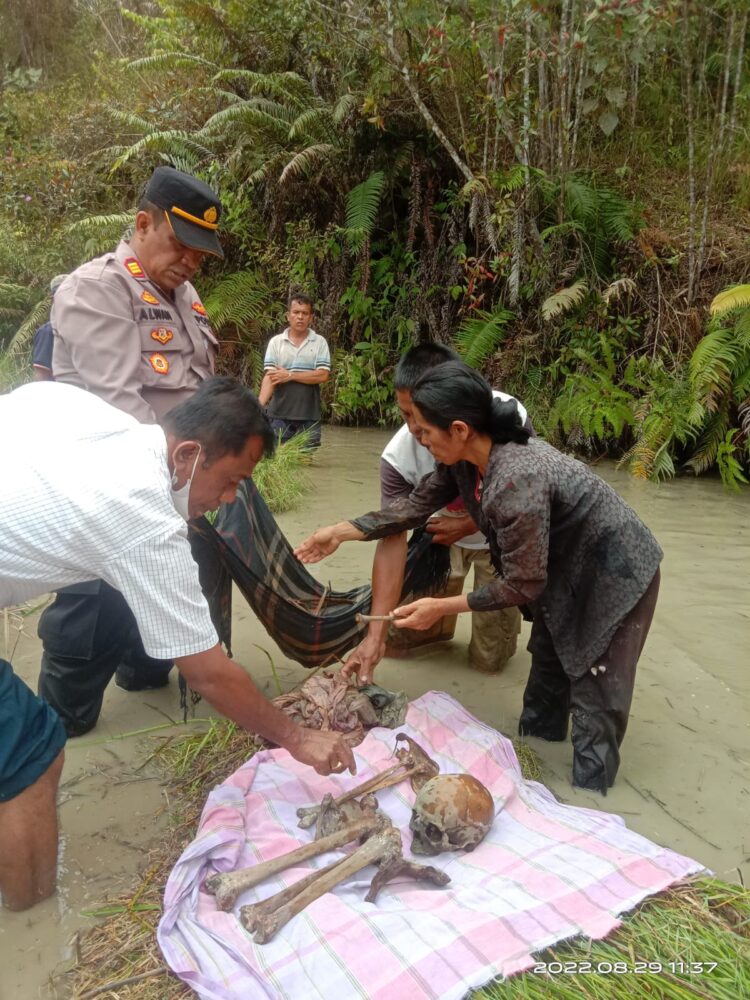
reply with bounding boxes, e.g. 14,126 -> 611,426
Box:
259,294 -> 330,448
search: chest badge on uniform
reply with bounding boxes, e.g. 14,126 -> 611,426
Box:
148,352 -> 169,375
123,257 -> 146,279
151,327 -> 173,344
192,301 -> 207,316
141,290 -> 160,305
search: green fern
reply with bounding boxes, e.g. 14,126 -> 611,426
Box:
343,171 -> 385,252
453,309 -> 514,368
6,298 -> 51,354
710,284 -> 750,317
202,272 -> 275,330
278,144 -> 337,185
128,51 -> 217,73
541,280 -> 588,321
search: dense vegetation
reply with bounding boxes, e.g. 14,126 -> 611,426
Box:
1,0 -> 749,486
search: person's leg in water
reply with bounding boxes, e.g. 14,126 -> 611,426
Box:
467,550 -> 520,672
0,660 -> 66,910
38,583 -> 169,736
569,569 -> 660,794
518,616 -> 571,742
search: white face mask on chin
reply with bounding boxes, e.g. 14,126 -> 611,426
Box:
170,444 -> 202,521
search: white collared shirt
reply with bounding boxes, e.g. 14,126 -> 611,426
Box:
0,382 -> 217,659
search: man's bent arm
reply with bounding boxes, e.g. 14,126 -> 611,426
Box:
175,644 -> 355,773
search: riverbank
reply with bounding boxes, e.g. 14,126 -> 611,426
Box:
1,425 -> 748,998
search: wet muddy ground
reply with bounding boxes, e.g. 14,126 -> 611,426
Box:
2,425 -> 749,998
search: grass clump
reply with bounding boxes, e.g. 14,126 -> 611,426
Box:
253,430 -> 313,513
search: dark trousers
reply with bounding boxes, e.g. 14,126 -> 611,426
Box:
38,581 -> 172,737
519,569 -> 660,794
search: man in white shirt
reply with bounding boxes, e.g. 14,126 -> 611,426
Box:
259,294 -> 330,448
0,378 -> 355,912
343,344 -> 530,684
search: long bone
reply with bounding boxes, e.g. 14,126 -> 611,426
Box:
239,822 -> 451,944
203,813 -> 380,911
296,733 -> 439,831
243,824 -> 404,944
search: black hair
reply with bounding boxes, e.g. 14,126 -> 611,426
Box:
412,361 -> 530,445
393,343 -> 461,391
136,197 -> 165,224
162,377 -> 276,462
288,292 -> 314,311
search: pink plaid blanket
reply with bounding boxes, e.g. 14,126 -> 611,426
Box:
158,692 -> 703,1000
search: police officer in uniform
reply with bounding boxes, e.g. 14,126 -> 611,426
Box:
39,166 -> 225,735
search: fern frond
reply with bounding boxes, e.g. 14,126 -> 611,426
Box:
690,325 -> 739,410
684,409 -> 730,475
453,309 -> 514,368
202,272 -> 274,329
200,104 -> 293,139
289,107 -> 334,141
128,51 -> 216,73
343,171 -> 385,250
492,164 -> 527,194
65,211 -> 134,236
332,93 -> 357,124
279,144 -> 336,185
602,277 -> 636,303
710,284 -> 750,317
6,298 -> 51,354
541,279 -> 588,321
211,69 -> 313,108
111,130 -> 214,171
107,109 -> 156,135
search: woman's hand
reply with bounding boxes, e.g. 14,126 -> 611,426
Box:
294,521 -> 366,563
294,526 -> 341,563
391,597 -> 444,631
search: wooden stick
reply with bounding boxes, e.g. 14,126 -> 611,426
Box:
355,613 -> 394,623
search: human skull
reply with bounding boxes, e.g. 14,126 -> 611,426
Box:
409,774 -> 495,855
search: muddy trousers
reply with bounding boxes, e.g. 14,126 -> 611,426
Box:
37,581 -> 172,737
518,569 -> 660,794
387,547 -> 521,672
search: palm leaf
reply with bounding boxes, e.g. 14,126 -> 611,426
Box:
541,279 -> 588,321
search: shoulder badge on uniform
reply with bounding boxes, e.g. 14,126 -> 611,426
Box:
192,301 -> 207,316
141,290 -> 160,305
148,352 -> 169,375
151,327 -> 173,344
123,257 -> 146,279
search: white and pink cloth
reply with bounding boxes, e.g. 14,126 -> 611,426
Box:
158,692 -> 704,1000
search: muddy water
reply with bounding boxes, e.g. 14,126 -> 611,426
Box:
2,425 -> 749,998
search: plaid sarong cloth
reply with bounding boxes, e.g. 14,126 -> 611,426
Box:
190,480 -> 450,668
158,691 -> 704,1000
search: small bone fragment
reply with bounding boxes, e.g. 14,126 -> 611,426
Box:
250,825 -> 403,944
314,792 -> 379,840
364,857 -> 451,903
297,733 -> 439,830
355,613 -> 395,623
203,815 -> 379,911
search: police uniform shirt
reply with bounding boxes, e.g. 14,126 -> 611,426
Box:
263,328 -> 330,422
51,241 -> 218,423
0,382 -> 218,660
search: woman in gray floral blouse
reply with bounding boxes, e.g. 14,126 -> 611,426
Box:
295,362 -> 662,794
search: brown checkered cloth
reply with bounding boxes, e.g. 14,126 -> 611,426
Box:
190,480 -> 450,669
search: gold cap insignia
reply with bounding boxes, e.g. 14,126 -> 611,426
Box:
203,206 -> 218,224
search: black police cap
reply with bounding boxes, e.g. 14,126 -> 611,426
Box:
144,166 -> 223,259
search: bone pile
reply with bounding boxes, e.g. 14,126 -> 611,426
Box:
203,734 -> 496,944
